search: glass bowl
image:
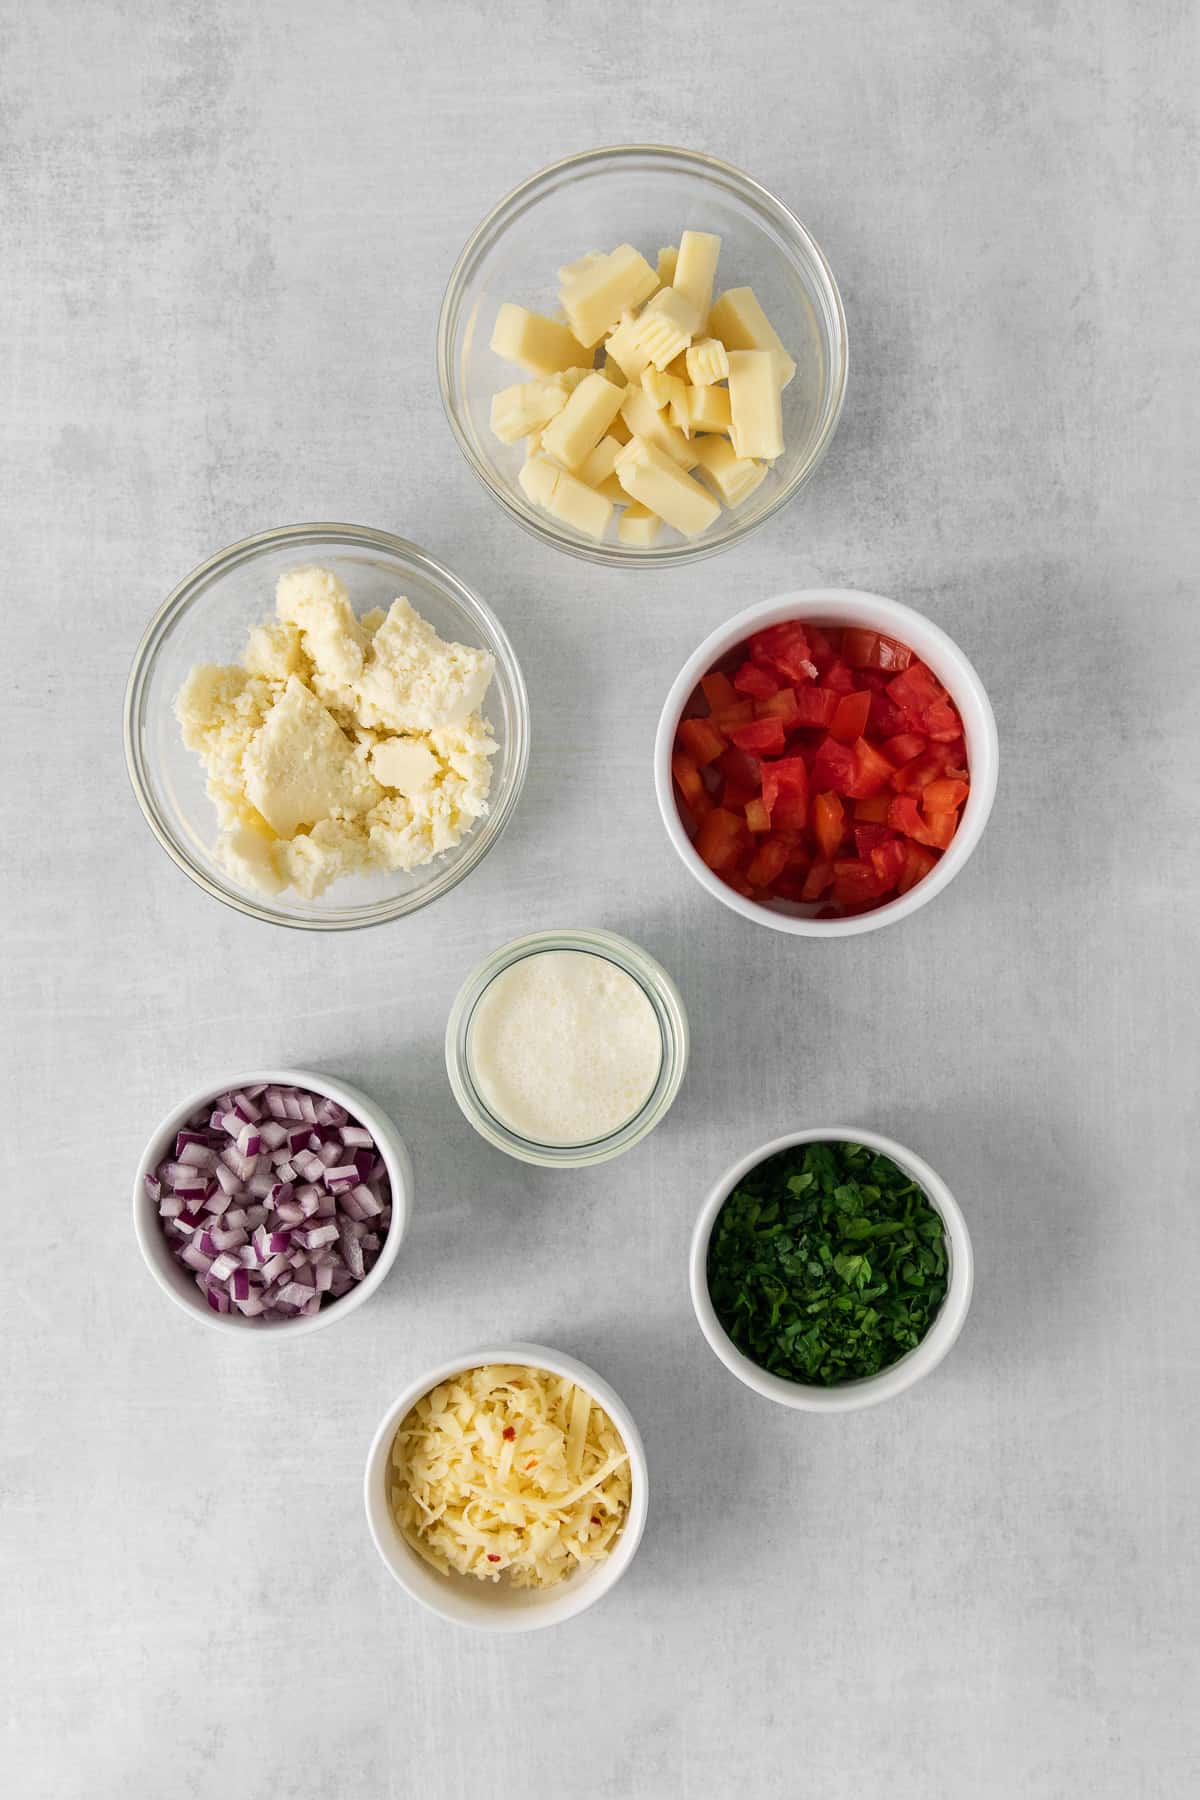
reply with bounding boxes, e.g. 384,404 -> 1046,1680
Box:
124,524 -> 530,930
438,145 -> 847,568
445,929 -> 689,1167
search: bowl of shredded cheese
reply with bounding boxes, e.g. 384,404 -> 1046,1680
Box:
364,1345 -> 649,1630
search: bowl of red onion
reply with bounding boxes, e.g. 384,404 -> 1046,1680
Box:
133,1070 -> 412,1335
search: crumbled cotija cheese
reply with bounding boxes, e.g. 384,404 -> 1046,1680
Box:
175,566 -> 497,898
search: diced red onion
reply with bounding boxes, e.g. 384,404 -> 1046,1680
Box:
340,1124 -> 374,1149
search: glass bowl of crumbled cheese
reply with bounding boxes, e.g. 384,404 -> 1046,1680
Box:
124,525 -> 530,929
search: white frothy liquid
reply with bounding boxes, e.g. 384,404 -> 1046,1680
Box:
467,950 -> 663,1146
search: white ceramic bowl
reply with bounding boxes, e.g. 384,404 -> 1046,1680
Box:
690,1128 -> 973,1412
654,588 -> 999,935
132,1068 -> 412,1337
364,1343 -> 649,1632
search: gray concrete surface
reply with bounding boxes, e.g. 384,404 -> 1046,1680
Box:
2,3 -> 1197,1796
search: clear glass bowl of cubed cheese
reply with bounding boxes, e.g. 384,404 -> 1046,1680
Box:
124,524 -> 530,929
438,145 -> 847,567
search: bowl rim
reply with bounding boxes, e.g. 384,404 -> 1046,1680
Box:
689,1127 -> 974,1412
123,521 -> 531,932
131,1067 -> 413,1338
437,142 -> 849,568
363,1341 -> 650,1632
653,587 -> 1000,935
443,926 -> 690,1167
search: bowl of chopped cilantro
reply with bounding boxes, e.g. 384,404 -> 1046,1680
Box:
690,1130 -> 973,1410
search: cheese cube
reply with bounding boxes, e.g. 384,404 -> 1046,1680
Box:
619,503 -> 663,546
489,370 -> 589,443
630,286 -> 699,371
641,366 -> 688,415
673,231 -> 721,325
614,436 -> 721,537
559,244 -> 658,347
619,385 -> 699,469
657,245 -> 678,285
577,434 -> 624,490
727,349 -> 784,460
540,372 -> 626,470
490,304 -> 591,376
685,383 -> 732,436
519,451 -> 614,540
707,287 -> 796,387
685,338 -> 730,385
605,311 -> 654,382
692,435 -> 768,506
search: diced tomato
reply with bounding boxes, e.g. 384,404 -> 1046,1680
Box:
749,621 -> 817,684
711,699 -> 755,730
888,793 -> 956,850
756,686 -> 801,728
811,736 -> 857,794
792,683 -> 839,729
744,797 -> 771,833
921,778 -> 969,813
671,752 -> 708,814
694,807 -> 745,873
841,627 -> 881,669
887,793 -> 925,837
853,793 -> 892,823
800,857 -> 834,901
804,625 -> 838,673
821,661 -> 856,696
677,717 -> 726,767
714,746 -> 760,808
843,737 -> 895,799
812,791 -> 845,859
867,692 -> 908,738
887,661 -> 946,724
883,732 -> 927,766
923,697 -> 963,741
733,662 -> 780,699
890,752 -> 943,794
831,858 -> 883,906
770,874 -> 809,903
729,715 -> 786,756
854,823 -> 897,859
869,838 -> 908,893
856,670 -> 888,692
920,811 -> 958,850
829,689 -> 872,744
700,671 -> 739,712
934,736 -> 967,773
746,837 -> 792,888
896,841 -> 938,895
760,757 -> 809,832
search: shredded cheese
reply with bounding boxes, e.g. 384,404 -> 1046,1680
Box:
389,1364 -> 632,1588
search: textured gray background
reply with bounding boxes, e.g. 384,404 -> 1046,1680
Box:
3,3 -> 1198,1797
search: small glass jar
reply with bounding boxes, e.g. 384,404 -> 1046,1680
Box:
445,929 -> 689,1167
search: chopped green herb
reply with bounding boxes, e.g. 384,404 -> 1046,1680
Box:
706,1141 -> 948,1386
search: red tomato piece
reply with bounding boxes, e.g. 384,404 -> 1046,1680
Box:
729,716 -> 786,756
756,686 -> 802,728
800,857 -> 834,901
677,717 -> 727,767
821,661 -> 857,696
886,661 -> 946,724
746,837 -> 792,888
715,745 -> 761,808
883,732 -> 927,766
867,692 -> 908,738
732,661 -> 780,699
792,684 -> 840,729
671,752 -> 707,814
920,810 -> 958,850
700,671 -> 739,712
830,689 -> 872,744
804,625 -> 839,673
921,778 -> 969,813
812,791 -> 845,859
853,793 -> 892,823
854,823 -> 897,859
760,757 -> 809,832
694,807 -> 745,873
811,735 -> 857,794
923,697 -> 963,741
831,858 -> 884,906
744,797 -> 771,833
896,841 -> 938,894
709,699 -> 753,729
841,628 -> 881,669
749,621 -> 818,684
889,752 -> 943,794
869,838 -> 908,892
887,793 -> 956,849
843,738 -> 895,799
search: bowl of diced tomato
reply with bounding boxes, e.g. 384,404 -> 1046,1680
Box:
654,590 -> 998,934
